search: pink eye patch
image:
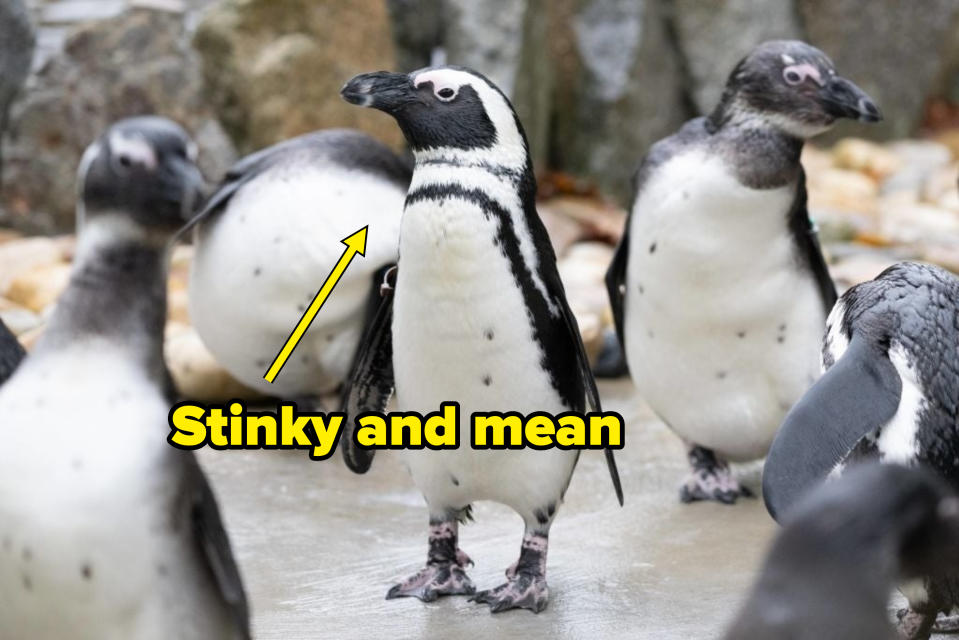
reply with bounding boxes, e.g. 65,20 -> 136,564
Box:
783,63 -> 823,86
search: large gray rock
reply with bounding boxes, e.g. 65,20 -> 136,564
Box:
673,0 -> 801,114
193,0 -> 403,155
552,0 -> 690,205
1,7 -> 235,234
0,0 -> 35,187
798,0 -> 959,142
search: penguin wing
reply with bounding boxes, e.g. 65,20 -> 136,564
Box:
184,456 -> 251,639
762,333 -> 902,521
788,168 -> 838,312
0,319 -> 24,386
339,268 -> 395,474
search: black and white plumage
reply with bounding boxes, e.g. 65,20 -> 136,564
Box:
0,117 -> 249,639
606,40 -> 880,504
727,464 -> 959,640
341,66 -> 622,613
186,129 -> 410,401
0,318 -> 24,386
765,261 -> 959,639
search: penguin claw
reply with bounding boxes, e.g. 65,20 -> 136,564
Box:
896,607 -> 937,639
386,562 -> 475,602
679,467 -> 753,505
932,614 -> 959,634
469,573 -> 549,614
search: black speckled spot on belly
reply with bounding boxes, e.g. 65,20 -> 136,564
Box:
81,564 -> 92,580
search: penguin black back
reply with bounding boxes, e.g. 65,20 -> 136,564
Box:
726,464 -> 959,640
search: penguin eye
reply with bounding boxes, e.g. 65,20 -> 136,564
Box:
435,87 -> 457,102
783,69 -> 803,85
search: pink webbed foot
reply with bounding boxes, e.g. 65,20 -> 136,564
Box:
386,518 -> 475,602
471,531 -> 550,614
679,445 -> 754,505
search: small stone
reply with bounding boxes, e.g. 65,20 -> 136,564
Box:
806,168 -> 879,215
878,192 -> 959,244
4,262 -> 72,313
831,138 -> 902,181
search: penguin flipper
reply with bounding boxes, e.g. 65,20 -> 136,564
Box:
0,318 -> 25,386
789,167 -> 838,312
340,268 -> 395,474
555,292 -> 624,506
185,456 -> 251,639
763,333 -> 902,521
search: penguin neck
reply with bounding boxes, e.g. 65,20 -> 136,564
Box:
39,214 -> 171,377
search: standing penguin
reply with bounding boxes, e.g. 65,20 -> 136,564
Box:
340,66 -> 622,613
0,318 -> 24,385
0,117 -> 249,639
187,130 -> 410,403
606,40 -> 881,503
726,464 -> 959,640
764,262 -> 959,639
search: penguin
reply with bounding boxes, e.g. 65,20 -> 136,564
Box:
340,66 -> 623,613
185,129 -> 411,403
726,463 -> 959,640
605,40 -> 881,504
0,117 -> 249,639
0,318 -> 24,386
764,261 -> 959,639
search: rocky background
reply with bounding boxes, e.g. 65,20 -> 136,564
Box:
1,0 -> 959,400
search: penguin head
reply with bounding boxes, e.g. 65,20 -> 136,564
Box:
782,464 -> 959,579
341,66 -> 528,167
711,40 -> 881,138
77,116 -> 206,235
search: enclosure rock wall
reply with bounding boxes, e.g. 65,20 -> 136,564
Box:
3,0 -> 959,231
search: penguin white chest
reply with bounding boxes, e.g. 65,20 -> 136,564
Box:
190,167 -> 404,398
624,150 -> 825,460
391,195 -> 575,514
0,344 -> 222,639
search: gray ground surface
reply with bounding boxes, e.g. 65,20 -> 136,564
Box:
198,379 -> 928,639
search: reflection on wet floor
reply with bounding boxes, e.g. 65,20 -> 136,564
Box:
198,379 -> 930,639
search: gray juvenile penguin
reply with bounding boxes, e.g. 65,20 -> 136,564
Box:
340,66 -> 622,613
606,40 -> 881,503
0,117 -> 249,639
765,261 -> 959,639
727,464 -> 959,640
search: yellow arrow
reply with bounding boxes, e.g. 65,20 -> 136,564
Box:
263,226 -> 368,383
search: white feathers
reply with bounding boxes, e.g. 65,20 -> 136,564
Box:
190,166 -> 405,398
822,298 -> 849,370
108,131 -> 157,171
624,149 -> 826,461
877,344 -> 924,464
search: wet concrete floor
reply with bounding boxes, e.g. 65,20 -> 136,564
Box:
198,379 -> 926,639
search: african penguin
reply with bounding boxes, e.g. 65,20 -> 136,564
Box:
0,117 -> 249,639
606,40 -> 881,504
0,318 -> 24,386
764,261 -> 959,639
726,464 -> 959,640
340,66 -> 623,613
186,129 -> 410,403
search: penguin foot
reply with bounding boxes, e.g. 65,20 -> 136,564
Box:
896,607 -> 936,640
679,445 -> 753,504
469,573 -> 549,613
386,561 -> 476,602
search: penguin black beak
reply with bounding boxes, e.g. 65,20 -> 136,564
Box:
820,76 -> 882,123
341,71 -> 415,113
166,155 -> 208,222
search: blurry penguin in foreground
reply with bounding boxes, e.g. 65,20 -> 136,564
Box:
765,261 -> 959,639
0,319 -> 24,386
726,464 -> 959,640
186,130 -> 410,404
341,66 -> 622,613
606,40 -> 881,503
0,117 -> 249,639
